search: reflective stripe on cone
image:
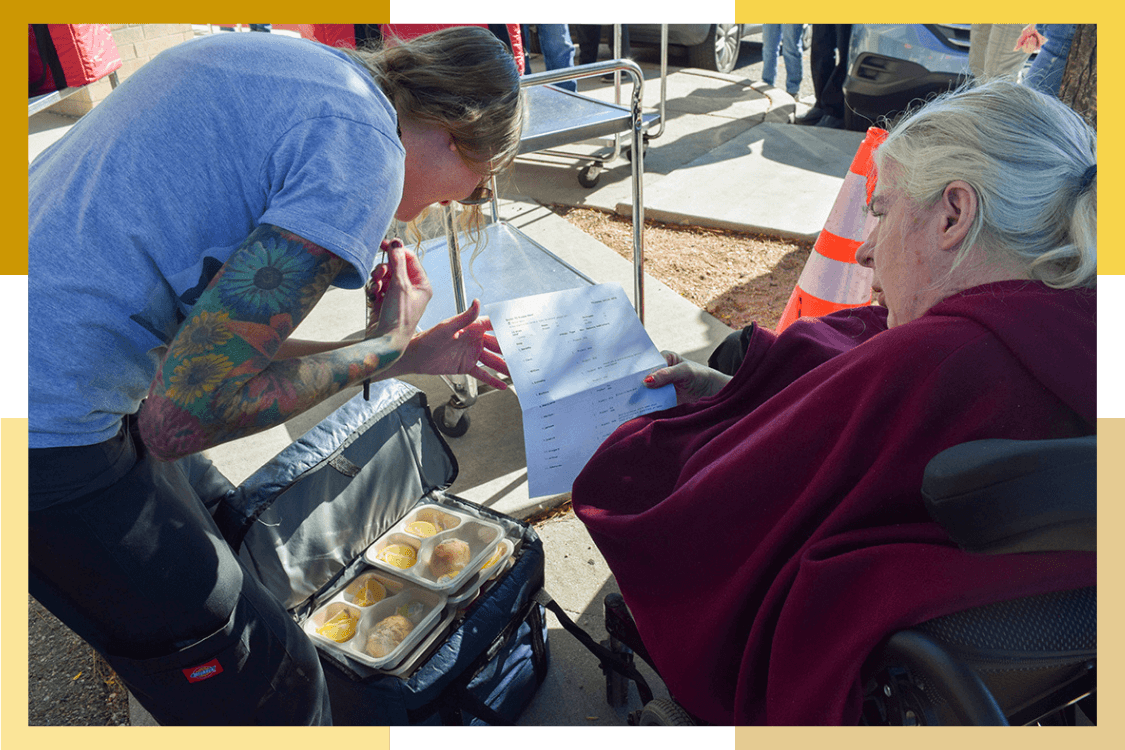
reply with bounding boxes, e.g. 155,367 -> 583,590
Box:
776,127 -> 888,333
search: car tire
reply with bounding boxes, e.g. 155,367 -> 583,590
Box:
687,23 -> 742,74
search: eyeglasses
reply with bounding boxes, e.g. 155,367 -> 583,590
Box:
457,179 -> 494,206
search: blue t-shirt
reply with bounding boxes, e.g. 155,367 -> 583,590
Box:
29,33 -> 404,449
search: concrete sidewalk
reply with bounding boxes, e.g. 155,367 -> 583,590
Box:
506,67 -> 865,239
30,58 -> 865,726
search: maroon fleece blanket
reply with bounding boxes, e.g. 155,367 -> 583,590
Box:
571,280 -> 1096,724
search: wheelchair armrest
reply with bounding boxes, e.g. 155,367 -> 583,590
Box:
921,437 -> 1095,554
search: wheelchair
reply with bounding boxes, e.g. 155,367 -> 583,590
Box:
600,436 -> 1097,726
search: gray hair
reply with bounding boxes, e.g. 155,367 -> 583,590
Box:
875,79 -> 1096,288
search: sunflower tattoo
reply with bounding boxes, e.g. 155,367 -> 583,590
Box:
177,310 -> 234,356
141,225 -> 363,461
166,353 -> 234,404
218,236 -> 319,322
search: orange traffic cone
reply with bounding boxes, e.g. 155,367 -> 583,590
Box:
775,126 -> 888,333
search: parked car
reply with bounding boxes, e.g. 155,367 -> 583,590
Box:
628,24 -> 760,74
841,24 -> 972,131
530,24 -> 810,76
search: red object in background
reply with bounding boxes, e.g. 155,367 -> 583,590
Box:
275,23 -> 525,74
48,24 -> 121,87
272,24 -> 355,49
29,24 -> 121,97
381,23 -> 484,40
29,25 -> 54,96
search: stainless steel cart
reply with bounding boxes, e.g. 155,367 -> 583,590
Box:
522,25 -> 668,188
413,47 -> 658,438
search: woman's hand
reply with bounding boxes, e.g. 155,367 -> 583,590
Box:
366,238 -> 432,347
389,299 -> 510,390
642,350 -> 731,405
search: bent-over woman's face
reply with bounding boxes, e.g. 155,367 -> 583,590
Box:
396,120 -> 489,222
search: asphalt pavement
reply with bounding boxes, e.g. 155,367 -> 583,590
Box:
28,39 -> 866,726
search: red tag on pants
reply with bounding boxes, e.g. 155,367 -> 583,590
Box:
183,658 -> 224,683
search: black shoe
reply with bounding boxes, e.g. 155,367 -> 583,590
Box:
814,114 -> 846,129
794,107 -> 825,126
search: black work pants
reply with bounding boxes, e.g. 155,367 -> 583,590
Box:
28,419 -> 330,725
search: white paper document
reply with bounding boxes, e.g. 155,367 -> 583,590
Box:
485,284 -> 677,498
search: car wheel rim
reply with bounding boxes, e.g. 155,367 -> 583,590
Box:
715,24 -> 740,71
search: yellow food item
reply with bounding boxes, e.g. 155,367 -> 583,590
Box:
351,578 -> 387,606
316,609 -> 358,643
364,614 -> 415,659
429,538 -> 472,578
405,520 -> 439,538
481,544 -> 505,570
418,510 -> 458,531
378,543 -> 417,569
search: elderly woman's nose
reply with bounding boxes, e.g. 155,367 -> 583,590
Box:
855,238 -> 874,267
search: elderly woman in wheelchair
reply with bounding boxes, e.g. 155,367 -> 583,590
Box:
572,79 -> 1097,725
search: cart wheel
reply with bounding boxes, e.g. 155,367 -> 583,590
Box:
433,404 -> 470,438
624,136 -> 650,162
578,165 -> 601,188
637,698 -> 696,726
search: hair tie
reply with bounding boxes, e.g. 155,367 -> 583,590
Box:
1079,164 -> 1096,192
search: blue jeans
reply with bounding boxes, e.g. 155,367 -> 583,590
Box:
1024,24 -> 1076,97
536,24 -> 577,92
762,24 -> 804,95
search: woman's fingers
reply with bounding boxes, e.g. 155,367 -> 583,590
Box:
478,348 -> 509,378
468,364 -> 508,391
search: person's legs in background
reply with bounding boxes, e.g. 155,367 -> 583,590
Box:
1023,24 -> 1076,96
814,24 -> 851,128
796,24 -> 837,124
780,24 -> 805,96
574,25 -> 630,81
536,24 -> 578,92
969,23 -> 1030,80
760,24 -> 782,89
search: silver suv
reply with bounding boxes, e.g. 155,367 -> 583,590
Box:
841,24 -> 971,130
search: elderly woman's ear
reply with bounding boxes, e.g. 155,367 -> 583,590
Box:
937,180 -> 978,252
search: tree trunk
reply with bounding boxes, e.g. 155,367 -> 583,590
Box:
1058,24 -> 1096,129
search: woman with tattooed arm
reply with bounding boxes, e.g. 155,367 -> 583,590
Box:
28,27 -> 521,724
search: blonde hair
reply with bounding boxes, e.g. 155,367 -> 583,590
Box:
876,79 -> 1096,289
346,25 -> 524,249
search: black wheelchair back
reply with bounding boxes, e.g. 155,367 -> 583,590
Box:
601,436 -> 1097,726
861,435 -> 1096,726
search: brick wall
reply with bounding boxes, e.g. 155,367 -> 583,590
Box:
46,24 -> 196,117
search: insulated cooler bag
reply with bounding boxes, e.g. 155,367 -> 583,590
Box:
214,379 -> 549,725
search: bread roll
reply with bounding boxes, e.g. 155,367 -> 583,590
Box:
429,538 -> 471,578
365,614 -> 415,658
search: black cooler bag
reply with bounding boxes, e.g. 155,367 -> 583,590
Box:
215,379 -> 549,725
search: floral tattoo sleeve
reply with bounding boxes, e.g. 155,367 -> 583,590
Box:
139,224 -> 402,460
